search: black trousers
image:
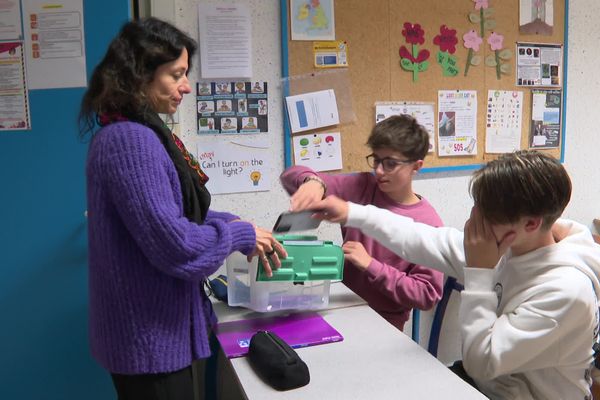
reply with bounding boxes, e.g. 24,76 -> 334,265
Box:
111,365 -> 194,400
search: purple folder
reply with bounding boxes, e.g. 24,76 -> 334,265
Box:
215,312 -> 344,358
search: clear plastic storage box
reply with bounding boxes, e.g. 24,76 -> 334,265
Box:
225,236 -> 344,312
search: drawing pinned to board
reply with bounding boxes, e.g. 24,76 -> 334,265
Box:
433,25 -> 459,77
463,0 -> 496,76
398,22 -> 430,82
519,0 -> 553,36
485,32 -> 513,79
290,0 -> 335,41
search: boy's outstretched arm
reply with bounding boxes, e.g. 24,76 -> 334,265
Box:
313,196 -> 467,280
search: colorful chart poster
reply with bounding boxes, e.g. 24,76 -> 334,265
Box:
375,102 -> 435,153
0,41 -> 30,131
290,0 -> 335,41
292,132 -> 342,171
196,81 -> 268,134
485,90 -> 524,154
196,138 -> 271,194
437,90 -> 478,157
529,89 -> 561,149
0,0 -> 23,41
516,42 -> 562,87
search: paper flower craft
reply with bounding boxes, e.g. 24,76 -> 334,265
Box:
485,32 -> 513,79
433,25 -> 459,76
398,22 -> 430,82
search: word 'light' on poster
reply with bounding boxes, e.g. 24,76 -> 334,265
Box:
197,138 -> 271,195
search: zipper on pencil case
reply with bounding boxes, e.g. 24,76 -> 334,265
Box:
263,331 -> 296,365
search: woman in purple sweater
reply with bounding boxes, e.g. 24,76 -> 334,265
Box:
79,18 -> 284,399
281,115 -> 443,330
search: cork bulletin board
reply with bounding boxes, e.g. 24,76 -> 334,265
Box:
281,0 -> 568,173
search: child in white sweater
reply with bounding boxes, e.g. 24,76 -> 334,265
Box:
308,150 -> 600,400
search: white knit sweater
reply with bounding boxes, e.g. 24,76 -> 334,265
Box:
347,203 -> 600,400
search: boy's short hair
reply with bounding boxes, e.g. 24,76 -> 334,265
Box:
469,150 -> 571,229
366,115 -> 429,161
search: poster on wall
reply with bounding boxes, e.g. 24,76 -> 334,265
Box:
22,0 -> 87,89
0,0 -> 23,41
197,81 -> 268,134
519,0 -> 554,36
437,90 -> 478,157
196,138 -> 271,195
290,0 -> 335,41
292,131 -> 342,171
0,42 -> 31,131
529,89 -> 561,149
375,102 -> 435,153
516,42 -> 562,87
485,90 -> 524,154
197,1 -> 252,78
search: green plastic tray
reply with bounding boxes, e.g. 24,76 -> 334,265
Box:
256,235 -> 344,282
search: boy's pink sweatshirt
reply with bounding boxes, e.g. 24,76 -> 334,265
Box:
281,166 -> 444,330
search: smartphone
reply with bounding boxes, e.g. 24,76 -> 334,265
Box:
272,210 -> 322,233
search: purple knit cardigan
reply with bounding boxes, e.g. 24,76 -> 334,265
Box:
86,121 -> 256,374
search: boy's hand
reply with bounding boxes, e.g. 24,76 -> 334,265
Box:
464,206 -> 516,269
311,195 -> 349,224
290,180 -> 324,211
343,241 -> 372,270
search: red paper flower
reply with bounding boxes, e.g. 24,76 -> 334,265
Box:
399,46 -> 430,63
433,25 -> 458,54
402,22 -> 425,45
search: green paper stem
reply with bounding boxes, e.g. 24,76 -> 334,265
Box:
412,44 -> 419,82
465,48 -> 473,76
480,8 -> 484,36
495,49 -> 501,79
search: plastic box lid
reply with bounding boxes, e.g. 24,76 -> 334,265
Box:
256,235 -> 344,282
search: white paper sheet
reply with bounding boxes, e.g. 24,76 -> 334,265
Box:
485,90 -> 524,153
197,138 -> 271,194
375,102 -> 436,153
0,0 -> 22,40
437,90 -> 478,157
293,132 -> 342,171
285,89 -> 339,133
22,0 -> 87,89
198,1 -> 252,78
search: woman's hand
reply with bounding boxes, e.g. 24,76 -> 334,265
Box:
248,226 -> 287,277
290,180 -> 325,211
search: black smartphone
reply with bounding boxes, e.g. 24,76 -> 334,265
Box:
272,210 -> 322,233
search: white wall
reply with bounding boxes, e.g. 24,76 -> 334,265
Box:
172,0 -> 600,364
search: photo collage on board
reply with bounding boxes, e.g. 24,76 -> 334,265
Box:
196,81 -> 268,134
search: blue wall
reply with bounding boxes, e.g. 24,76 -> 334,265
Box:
0,3 -> 129,399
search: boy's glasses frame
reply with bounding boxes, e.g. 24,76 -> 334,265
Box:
366,154 -> 415,172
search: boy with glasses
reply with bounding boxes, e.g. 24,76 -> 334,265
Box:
280,115 -> 443,330
308,150 -> 600,399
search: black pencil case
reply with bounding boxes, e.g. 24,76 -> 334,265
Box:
248,330 -> 310,391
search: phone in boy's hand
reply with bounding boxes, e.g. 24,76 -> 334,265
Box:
272,210 -> 322,233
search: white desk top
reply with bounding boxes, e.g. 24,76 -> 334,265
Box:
213,282 -> 486,400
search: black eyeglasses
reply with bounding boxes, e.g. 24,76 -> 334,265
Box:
366,154 -> 415,172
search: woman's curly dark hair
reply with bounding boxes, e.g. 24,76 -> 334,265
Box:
79,17 -> 197,138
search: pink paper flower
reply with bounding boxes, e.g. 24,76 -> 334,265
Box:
487,32 -> 504,51
402,22 -> 425,45
433,25 -> 458,54
463,30 -> 483,51
473,0 -> 489,10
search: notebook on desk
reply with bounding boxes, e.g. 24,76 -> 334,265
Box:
215,312 -> 344,358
